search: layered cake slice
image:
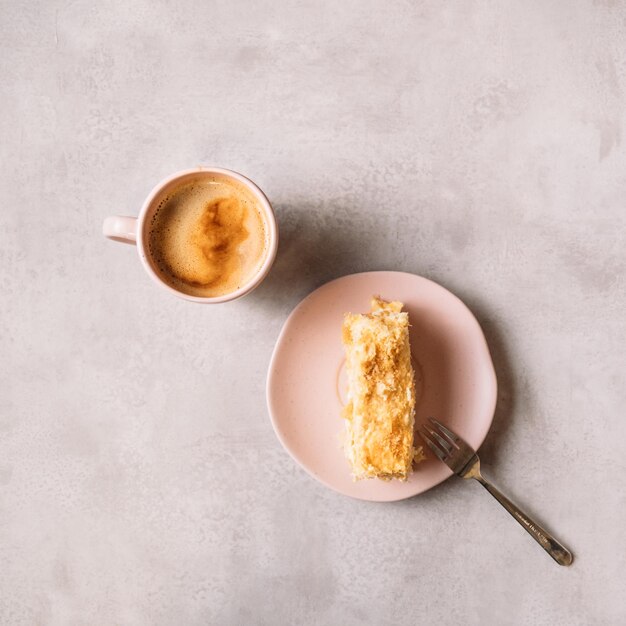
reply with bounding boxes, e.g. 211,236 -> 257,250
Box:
341,297 -> 418,480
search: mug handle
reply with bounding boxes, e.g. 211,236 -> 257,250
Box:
103,216 -> 138,245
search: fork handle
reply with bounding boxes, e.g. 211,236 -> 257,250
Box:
476,477 -> 573,566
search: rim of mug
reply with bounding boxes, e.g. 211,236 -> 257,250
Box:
136,167 -> 279,304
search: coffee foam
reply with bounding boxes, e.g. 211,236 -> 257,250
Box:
148,177 -> 268,297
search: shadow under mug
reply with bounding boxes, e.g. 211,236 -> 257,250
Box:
102,167 -> 279,303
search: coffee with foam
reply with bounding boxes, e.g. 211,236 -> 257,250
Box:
148,176 -> 269,298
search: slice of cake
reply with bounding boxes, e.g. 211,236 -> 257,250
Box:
341,297 -> 417,480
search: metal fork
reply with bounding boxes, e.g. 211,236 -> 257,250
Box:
419,417 -> 573,566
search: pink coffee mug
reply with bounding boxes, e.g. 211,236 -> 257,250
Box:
103,167 -> 278,303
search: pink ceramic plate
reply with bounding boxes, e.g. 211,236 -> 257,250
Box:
266,271 -> 497,502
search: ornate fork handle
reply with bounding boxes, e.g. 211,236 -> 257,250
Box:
475,475 -> 573,566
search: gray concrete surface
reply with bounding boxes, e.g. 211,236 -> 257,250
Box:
1,1 -> 625,624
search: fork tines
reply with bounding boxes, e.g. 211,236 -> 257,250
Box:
419,419 -> 456,461
418,417 -> 472,467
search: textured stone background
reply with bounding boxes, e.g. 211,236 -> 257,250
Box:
1,1 -> 625,624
